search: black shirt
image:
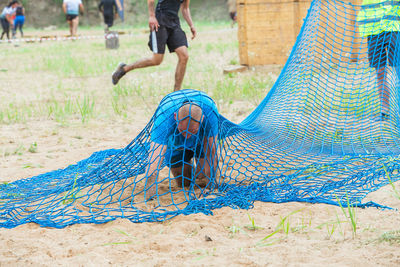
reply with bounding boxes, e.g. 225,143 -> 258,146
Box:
156,0 -> 183,18
16,6 -> 23,16
156,0 -> 184,28
99,0 -> 117,15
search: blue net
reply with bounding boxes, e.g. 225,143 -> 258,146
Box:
2,0 -> 400,228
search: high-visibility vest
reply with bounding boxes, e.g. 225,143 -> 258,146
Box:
357,0 -> 400,37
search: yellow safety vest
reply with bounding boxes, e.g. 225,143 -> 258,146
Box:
357,0 -> 400,37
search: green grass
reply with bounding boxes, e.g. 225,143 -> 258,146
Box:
61,173 -> 80,205
257,209 -> 304,246
376,230 -> 400,244
28,142 -> 38,153
0,23 -> 276,126
244,214 -> 264,231
0,93 -> 97,124
101,228 -> 139,246
382,164 -> 400,200
336,193 -> 358,238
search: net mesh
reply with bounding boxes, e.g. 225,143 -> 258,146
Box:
1,0 -> 400,228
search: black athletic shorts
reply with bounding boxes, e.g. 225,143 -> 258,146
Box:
165,145 -> 204,169
230,12 -> 237,21
148,15 -> 188,54
367,31 -> 400,69
66,14 -> 78,21
103,13 -> 114,27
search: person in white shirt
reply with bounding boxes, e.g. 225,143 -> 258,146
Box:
0,1 -> 18,41
62,0 -> 84,36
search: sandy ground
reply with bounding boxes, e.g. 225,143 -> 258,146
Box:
1,104 -> 400,267
0,28 -> 400,266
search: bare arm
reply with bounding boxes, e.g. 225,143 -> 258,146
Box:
98,1 -> 104,12
144,142 -> 166,200
147,0 -> 159,31
5,13 -> 14,25
181,0 -> 196,39
79,3 -> 84,14
202,135 -> 218,184
62,3 -> 67,14
114,1 -> 118,18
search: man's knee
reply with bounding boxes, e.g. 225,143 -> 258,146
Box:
151,54 -> 164,66
176,47 -> 189,63
179,55 -> 189,65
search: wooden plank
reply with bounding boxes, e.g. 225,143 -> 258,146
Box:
223,65 -> 248,74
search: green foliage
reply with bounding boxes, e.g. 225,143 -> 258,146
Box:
101,228 -> 138,246
244,214 -> 264,231
25,0 -> 230,27
382,164 -> 400,200
257,209 -> 304,246
28,142 -> 38,153
61,173 -> 80,205
336,193 -> 358,238
376,230 -> 400,244
226,221 -> 246,237
77,94 -> 95,123
190,248 -> 217,261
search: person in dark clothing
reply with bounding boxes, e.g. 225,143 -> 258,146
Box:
0,1 -> 18,41
98,0 -> 118,32
112,0 -> 196,91
12,2 -> 24,38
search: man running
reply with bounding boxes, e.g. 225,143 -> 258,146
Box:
62,0 -> 84,36
98,0 -> 118,32
144,89 -> 219,200
112,0 -> 196,92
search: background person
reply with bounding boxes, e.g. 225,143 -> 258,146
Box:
357,0 -> 400,121
144,89 -> 219,200
0,1 -> 17,41
227,0 -> 237,27
112,0 -> 196,91
62,0 -> 84,36
98,0 -> 118,32
12,1 -> 24,38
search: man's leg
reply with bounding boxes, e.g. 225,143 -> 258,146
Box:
377,66 -> 390,115
125,53 -> 164,72
12,22 -> 16,38
112,53 -> 164,85
194,158 -> 211,188
4,22 -> 9,40
0,19 -> 7,40
104,13 -> 112,32
72,17 -> 79,36
174,46 -> 189,91
171,161 -> 192,188
19,22 -> 23,37
67,20 -> 73,36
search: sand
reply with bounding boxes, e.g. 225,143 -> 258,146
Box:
0,109 -> 399,267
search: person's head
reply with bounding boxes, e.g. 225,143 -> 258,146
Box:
174,103 -> 203,139
8,0 -> 18,8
